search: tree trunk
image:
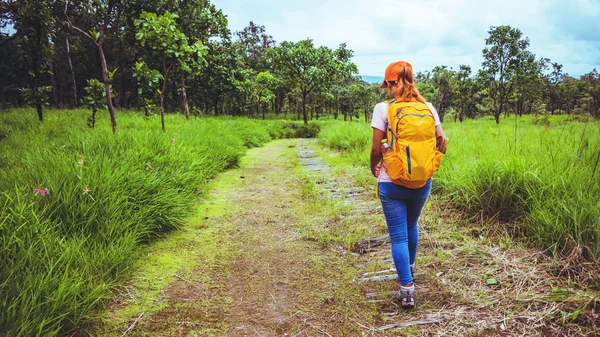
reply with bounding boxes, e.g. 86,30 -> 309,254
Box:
90,107 -> 97,128
0,89 -> 5,110
160,60 -> 167,132
48,62 -> 60,108
36,103 -> 43,122
495,100 -> 503,124
63,31 -> 78,107
31,66 -> 43,122
136,87 -> 141,111
97,43 -> 117,133
181,70 -> 189,119
119,62 -> 126,108
301,91 -> 308,125
114,91 -> 121,109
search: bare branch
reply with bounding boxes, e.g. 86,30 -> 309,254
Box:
63,0 -> 96,43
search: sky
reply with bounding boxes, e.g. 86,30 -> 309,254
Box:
215,0 -> 600,78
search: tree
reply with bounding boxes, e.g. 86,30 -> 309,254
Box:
232,68 -> 253,116
64,0 -> 118,132
348,82 -> 373,122
56,11 -> 79,107
132,61 -> 163,117
235,21 -> 275,72
455,65 -> 475,121
481,25 -> 530,123
562,75 -> 583,114
20,86 -> 51,118
250,71 -> 277,119
192,39 -> 239,116
7,0 -> 53,121
510,51 -> 541,116
135,11 -> 206,129
82,78 -> 110,128
431,66 -> 456,122
415,71 -> 437,104
581,69 -> 600,118
550,62 -> 565,115
269,40 -> 357,124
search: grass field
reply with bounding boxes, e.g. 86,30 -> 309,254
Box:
1,108 -> 598,336
0,108 -> 318,336
318,115 -> 600,259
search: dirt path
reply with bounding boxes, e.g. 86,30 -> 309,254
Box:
92,139 -> 599,336
93,139 -> 378,336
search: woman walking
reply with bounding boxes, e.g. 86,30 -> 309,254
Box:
370,61 -> 448,310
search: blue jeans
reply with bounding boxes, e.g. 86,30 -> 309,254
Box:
378,180 -> 432,286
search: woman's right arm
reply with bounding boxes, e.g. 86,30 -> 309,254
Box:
369,102 -> 388,177
370,128 -> 386,177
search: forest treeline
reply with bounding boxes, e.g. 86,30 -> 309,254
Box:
1,0 -> 599,129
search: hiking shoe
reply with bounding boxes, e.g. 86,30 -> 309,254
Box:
410,264 -> 416,281
397,286 -> 415,310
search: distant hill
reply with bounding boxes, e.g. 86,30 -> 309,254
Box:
360,75 -> 384,85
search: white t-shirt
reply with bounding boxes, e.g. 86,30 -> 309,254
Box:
370,101 -> 441,183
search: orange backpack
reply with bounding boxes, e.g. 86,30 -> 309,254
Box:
382,99 -> 444,189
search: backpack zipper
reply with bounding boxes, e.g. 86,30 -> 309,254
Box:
395,113 -> 435,136
406,145 -> 412,175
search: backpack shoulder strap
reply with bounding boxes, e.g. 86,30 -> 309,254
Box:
385,99 -> 400,149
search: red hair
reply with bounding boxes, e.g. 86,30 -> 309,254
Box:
387,65 -> 426,103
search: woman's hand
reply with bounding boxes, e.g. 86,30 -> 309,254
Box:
435,125 -> 449,154
370,163 -> 381,177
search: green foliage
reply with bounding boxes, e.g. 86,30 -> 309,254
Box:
20,86 -> 51,107
132,61 -> 163,116
81,78 -> 108,127
269,39 -> 358,123
251,71 -> 277,105
9,0 -> 54,113
580,69 -> 600,118
532,110 -> 550,126
481,25 -> 531,122
134,10 -> 208,123
0,109 -> 316,336
234,21 -> 276,72
134,11 -> 207,72
271,123 -> 321,139
3,2 -> 600,125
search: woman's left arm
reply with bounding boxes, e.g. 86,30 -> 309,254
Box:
435,125 -> 448,154
428,103 -> 449,153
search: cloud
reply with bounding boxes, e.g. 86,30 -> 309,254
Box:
217,0 -> 600,77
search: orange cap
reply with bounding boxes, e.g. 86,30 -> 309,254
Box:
380,61 -> 413,88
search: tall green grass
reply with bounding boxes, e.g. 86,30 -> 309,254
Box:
317,122 -> 371,166
318,115 -> 600,258
0,108 -> 318,336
